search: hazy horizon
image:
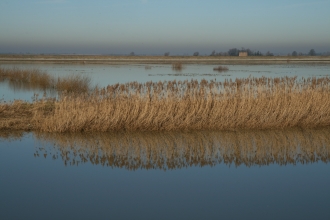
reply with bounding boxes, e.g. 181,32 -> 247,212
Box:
1,0 -> 330,55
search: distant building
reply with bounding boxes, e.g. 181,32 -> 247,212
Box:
239,51 -> 248,57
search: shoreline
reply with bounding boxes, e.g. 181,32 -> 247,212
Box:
1,55 -> 330,64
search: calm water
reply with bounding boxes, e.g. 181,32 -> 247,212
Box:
1,63 -> 330,101
1,129 -> 330,220
1,64 -> 330,219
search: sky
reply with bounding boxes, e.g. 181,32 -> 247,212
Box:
0,0 -> 330,55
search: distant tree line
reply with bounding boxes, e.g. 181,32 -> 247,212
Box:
125,48 -> 327,56
210,48 -> 267,56
209,48 -> 320,57
290,49 -> 317,56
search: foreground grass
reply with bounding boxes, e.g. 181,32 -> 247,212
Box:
1,76 -> 330,132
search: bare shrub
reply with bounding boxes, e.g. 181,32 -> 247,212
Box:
308,49 -> 316,56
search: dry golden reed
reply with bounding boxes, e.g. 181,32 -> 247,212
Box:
30,128 -> 330,169
1,76 -> 330,132
0,66 -> 91,93
0,67 -> 53,90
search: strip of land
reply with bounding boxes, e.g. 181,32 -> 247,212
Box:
1,54 -> 330,64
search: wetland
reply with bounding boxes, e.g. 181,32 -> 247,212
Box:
1,58 -> 330,219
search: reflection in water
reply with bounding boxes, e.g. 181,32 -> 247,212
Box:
27,128 -> 330,170
0,130 -> 26,140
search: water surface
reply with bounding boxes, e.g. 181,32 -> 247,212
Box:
1,129 -> 330,220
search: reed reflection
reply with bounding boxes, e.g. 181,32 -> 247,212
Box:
0,131 -> 26,140
31,128 -> 330,170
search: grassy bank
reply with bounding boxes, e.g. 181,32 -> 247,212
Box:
1,74 -> 330,132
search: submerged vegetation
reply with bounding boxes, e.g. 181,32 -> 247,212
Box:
213,65 -> 229,72
172,62 -> 183,71
1,66 -> 330,132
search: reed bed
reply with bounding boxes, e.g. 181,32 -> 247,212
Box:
1,76 -> 330,132
0,66 -> 91,93
0,67 -> 53,90
31,128 -> 330,169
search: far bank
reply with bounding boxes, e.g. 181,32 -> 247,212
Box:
1,55 -> 330,65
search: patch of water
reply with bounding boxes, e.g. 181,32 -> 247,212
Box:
0,129 -> 330,219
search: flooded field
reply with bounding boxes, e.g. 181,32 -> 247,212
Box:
1,129 -> 330,219
1,63 -> 330,101
1,63 -> 330,219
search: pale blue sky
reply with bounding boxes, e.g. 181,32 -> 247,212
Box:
0,0 -> 329,55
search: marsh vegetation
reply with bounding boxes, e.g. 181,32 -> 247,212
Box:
1,66 -> 330,132
172,62 -> 183,71
213,65 -> 229,72
0,66 -> 91,93
1,59 -> 330,220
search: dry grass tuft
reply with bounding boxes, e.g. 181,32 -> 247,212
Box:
213,66 -> 229,71
56,74 -> 91,93
172,62 -> 183,71
1,76 -> 330,132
